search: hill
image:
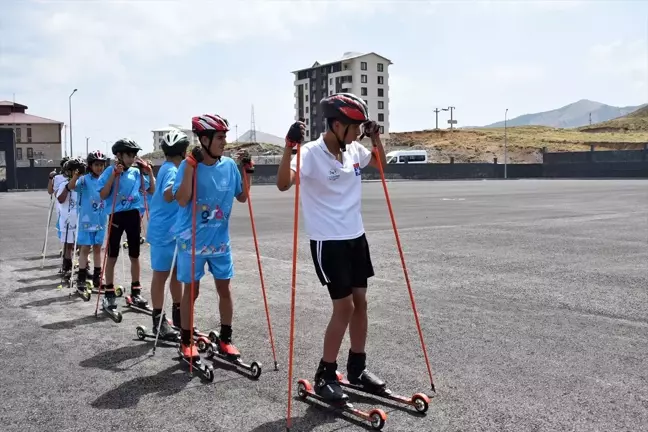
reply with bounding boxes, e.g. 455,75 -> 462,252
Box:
579,104 -> 648,132
236,130 -> 285,147
387,125 -> 648,164
485,99 -> 645,128
141,141 -> 283,161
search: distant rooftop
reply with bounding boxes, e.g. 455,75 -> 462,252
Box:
151,124 -> 191,132
291,51 -> 393,73
0,101 -> 62,124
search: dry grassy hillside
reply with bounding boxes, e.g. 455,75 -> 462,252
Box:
387,110 -> 648,163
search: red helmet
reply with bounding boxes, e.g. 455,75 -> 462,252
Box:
321,93 -> 369,125
192,114 -> 230,133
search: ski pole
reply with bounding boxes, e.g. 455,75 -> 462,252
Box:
242,168 -> 278,371
372,143 -> 437,393
60,189 -> 74,277
152,243 -> 179,355
94,175 -> 120,316
285,140 -> 302,432
41,196 -> 55,269
189,167 -> 198,374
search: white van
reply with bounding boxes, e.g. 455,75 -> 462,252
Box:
386,150 -> 428,164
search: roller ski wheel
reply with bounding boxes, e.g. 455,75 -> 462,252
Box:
177,348 -> 214,382
122,241 -> 128,249
69,285 -> 91,302
135,325 -> 179,344
139,237 -> 145,245
90,285 -> 124,298
202,337 -> 262,380
297,379 -> 387,430
335,372 -> 431,414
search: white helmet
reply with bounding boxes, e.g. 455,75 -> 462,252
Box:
160,129 -> 190,156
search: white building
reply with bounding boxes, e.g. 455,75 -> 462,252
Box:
151,124 -> 199,151
292,51 -> 392,141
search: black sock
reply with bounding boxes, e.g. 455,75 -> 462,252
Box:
152,308 -> 162,317
220,324 -> 232,343
103,284 -> 116,298
131,281 -> 141,296
181,328 -> 191,346
172,303 -> 181,328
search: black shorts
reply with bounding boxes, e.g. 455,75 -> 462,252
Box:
310,233 -> 375,300
107,209 -> 141,258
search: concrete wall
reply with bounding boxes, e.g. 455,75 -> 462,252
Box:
544,149 -> 647,164
8,151 -> 648,191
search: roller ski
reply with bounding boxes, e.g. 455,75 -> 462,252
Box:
87,270 -> 123,297
335,351 -> 430,414
177,343 -> 214,382
296,379 -> 387,430
335,371 -> 430,414
198,330 -> 262,380
100,290 -> 123,323
65,267 -> 91,301
135,311 -> 180,344
56,258 -> 73,289
124,283 -> 153,314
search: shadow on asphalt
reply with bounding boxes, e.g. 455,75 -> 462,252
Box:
20,264 -> 61,272
41,314 -> 103,330
79,344 -> 154,373
20,254 -> 59,262
17,274 -> 61,284
20,295 -> 76,309
14,282 -> 58,294
90,363 -> 189,410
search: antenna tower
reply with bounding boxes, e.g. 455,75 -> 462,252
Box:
250,105 -> 257,144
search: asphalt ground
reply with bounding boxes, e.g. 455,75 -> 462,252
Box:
0,179 -> 646,432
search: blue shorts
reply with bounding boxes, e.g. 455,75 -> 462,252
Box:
77,230 -> 105,246
150,242 -> 177,272
177,252 -> 234,283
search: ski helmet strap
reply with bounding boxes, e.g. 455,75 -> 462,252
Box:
201,132 -> 222,161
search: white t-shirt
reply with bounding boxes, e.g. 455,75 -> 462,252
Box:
52,174 -> 67,215
290,135 -> 373,241
56,180 -> 78,232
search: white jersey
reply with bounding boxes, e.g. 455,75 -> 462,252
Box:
56,180 -> 78,243
53,174 -> 67,216
290,135 -> 373,241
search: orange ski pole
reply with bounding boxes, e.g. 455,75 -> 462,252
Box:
94,175 -> 120,316
189,167 -> 198,374
372,144 -> 437,393
285,141 -> 301,431
242,168 -> 278,371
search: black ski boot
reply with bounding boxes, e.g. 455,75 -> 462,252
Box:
152,309 -> 180,342
129,282 -> 149,308
172,303 -> 181,329
314,359 -> 349,403
92,267 -> 101,288
76,267 -> 88,294
346,350 -> 386,393
61,258 -> 73,283
102,287 -> 118,310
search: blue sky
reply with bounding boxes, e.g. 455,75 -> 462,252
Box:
1,0 -> 646,155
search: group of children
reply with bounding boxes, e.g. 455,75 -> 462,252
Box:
45,92 -> 396,404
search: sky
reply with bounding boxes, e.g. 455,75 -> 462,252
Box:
1,0 -> 647,155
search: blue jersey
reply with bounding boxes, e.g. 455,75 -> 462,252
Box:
98,165 -> 150,214
172,157 -> 242,257
146,162 -> 179,246
76,174 -> 106,232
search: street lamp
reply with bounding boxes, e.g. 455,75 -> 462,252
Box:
504,108 -> 508,179
68,89 -> 77,157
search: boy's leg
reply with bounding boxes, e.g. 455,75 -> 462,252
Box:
102,213 -> 124,308
170,265 -> 183,328
177,251 -> 206,358
208,254 -> 239,356
149,242 -> 179,341
124,209 -> 146,306
92,242 -> 102,288
345,234 -> 385,391
309,239 -> 353,402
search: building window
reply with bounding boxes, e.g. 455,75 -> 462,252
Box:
378,101 -> 384,109
15,127 -> 21,143
378,63 -> 384,72
27,126 -> 32,143
361,87 -> 367,96
379,126 -> 384,134
329,78 -> 333,85
305,83 -> 308,90
378,113 -> 384,121
305,107 -> 309,113
305,118 -> 309,125
377,76 -> 384,85
305,95 -> 309,102
27,147 -> 34,159
322,80 -> 326,87
16,147 -> 22,160
361,74 -> 367,83
361,61 -> 367,70
306,130 -> 309,137
378,88 -> 384,97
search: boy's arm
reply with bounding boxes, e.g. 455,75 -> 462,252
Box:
173,160 -> 194,208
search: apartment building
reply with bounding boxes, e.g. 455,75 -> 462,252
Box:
151,124 -> 199,151
0,101 -> 63,162
292,51 -> 392,141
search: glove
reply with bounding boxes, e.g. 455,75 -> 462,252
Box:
186,146 -> 204,168
285,118 -> 306,148
49,170 -> 57,179
361,120 -> 380,139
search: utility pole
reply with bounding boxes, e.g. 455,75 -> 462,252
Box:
433,108 -> 441,130
447,106 -> 457,130
86,137 -> 89,156
250,105 -> 257,144
63,124 -> 68,157
235,125 -> 238,143
504,108 -> 509,179
68,88 -> 77,157
589,112 -> 592,125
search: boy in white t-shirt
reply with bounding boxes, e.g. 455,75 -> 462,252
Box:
48,157 -> 69,247
276,93 -> 387,403
56,158 -> 82,283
